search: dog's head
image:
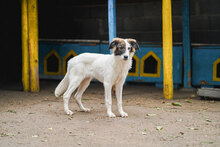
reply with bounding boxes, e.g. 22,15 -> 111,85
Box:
108,38 -> 140,61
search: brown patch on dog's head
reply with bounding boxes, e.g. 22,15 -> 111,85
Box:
108,38 -> 127,55
132,48 -> 136,52
126,38 -> 140,52
108,38 -> 125,49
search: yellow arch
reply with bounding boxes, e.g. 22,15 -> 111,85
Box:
63,50 -> 77,75
128,54 -> 139,77
44,50 -> 61,75
213,58 -> 220,81
140,51 -> 161,77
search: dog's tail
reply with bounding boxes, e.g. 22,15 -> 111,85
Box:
55,73 -> 69,97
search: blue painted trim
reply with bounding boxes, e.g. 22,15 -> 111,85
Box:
182,0 -> 191,88
201,85 -> 214,88
39,42 -> 183,87
192,46 -> 220,87
155,83 -> 179,89
108,0 -> 117,54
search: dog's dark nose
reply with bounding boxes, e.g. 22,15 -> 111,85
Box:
124,55 -> 128,60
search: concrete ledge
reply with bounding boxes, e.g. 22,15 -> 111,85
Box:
197,88 -> 220,98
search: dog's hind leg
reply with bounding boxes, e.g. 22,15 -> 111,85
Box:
63,76 -> 83,115
74,77 -> 92,112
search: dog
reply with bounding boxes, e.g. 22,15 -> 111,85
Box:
55,38 -> 139,117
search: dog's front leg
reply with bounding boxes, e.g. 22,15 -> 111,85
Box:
104,82 -> 116,118
116,83 -> 128,117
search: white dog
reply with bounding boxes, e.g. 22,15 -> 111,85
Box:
55,38 -> 139,117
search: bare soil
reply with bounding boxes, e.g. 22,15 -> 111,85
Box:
0,81 -> 220,147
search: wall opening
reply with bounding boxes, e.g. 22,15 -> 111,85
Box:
63,50 -> 77,74
128,55 -> 139,77
65,55 -> 74,71
47,54 -> 59,73
213,58 -> 220,81
141,51 -> 161,77
217,62 -> 220,78
129,58 -> 136,73
144,55 -> 157,74
44,50 -> 61,75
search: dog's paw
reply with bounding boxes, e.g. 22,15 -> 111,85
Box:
107,112 -> 116,118
82,108 -> 91,112
65,110 -> 74,115
120,112 -> 128,118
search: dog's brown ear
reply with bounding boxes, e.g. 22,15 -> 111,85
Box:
108,38 -> 123,49
127,38 -> 140,50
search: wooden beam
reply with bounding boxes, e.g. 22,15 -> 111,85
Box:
21,0 -> 30,91
28,0 -> 39,92
162,0 -> 173,99
182,0 -> 191,88
108,0 -> 117,53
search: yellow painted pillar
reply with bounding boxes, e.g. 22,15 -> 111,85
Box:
21,0 -> 30,91
162,0 -> 173,99
28,0 -> 39,92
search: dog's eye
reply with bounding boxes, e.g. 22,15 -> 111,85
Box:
128,47 -> 132,50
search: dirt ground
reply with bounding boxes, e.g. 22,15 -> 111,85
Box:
0,81 -> 220,147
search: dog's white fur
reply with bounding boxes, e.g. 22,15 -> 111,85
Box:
55,38 -> 138,117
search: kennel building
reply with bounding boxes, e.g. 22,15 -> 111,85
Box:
20,0 -> 220,95
38,0 -> 220,88
38,0 -> 182,89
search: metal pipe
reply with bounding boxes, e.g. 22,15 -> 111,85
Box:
108,0 -> 117,53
